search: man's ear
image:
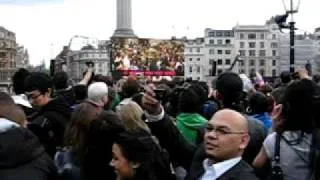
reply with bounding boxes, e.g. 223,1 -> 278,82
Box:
47,88 -> 52,96
239,133 -> 250,150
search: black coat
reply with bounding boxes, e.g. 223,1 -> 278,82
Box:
187,159 -> 258,180
0,126 -> 57,180
147,114 -> 259,180
28,98 -> 71,157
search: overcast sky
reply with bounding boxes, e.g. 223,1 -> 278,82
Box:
0,0 -> 319,65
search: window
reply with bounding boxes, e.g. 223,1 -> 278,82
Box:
239,60 -> 245,66
196,48 -> 200,53
272,34 -> 277,40
250,59 -> 255,66
272,69 -> 277,77
240,33 -> 244,39
225,32 -> 231,37
259,69 -> 265,76
217,40 -> 223,45
260,33 -> 265,39
217,59 -> 223,65
209,39 -> 214,44
249,42 -> 256,48
260,42 -> 265,48
209,59 -> 214,65
209,49 -> 214,55
208,32 -> 215,37
189,48 -> 193,52
225,50 -> 231,54
272,50 -> 277,56
217,69 -> 223,75
189,58 -> 192,61
240,42 -> 245,48
239,50 -> 246,56
259,59 -> 265,66
197,58 -> 200,61
248,33 -> 256,39
271,43 -> 278,48
216,31 -> 222,37
250,68 -> 256,75
226,39 -> 231,44
249,50 -> 256,57
189,66 -> 192,73
218,50 -> 223,54
197,66 -> 200,73
259,50 -> 266,56
225,59 -> 231,65
272,60 -> 276,66
209,69 -> 212,76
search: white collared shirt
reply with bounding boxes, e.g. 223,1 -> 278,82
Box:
201,157 -> 241,180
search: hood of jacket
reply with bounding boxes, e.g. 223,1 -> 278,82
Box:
0,118 -> 45,168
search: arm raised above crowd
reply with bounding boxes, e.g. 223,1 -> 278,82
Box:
142,92 -> 197,170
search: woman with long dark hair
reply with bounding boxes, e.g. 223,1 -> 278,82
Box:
253,79 -> 320,180
110,131 -> 175,180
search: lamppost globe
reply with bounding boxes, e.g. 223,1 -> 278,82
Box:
282,0 -> 301,14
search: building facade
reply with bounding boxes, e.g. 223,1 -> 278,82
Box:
184,23 -> 281,82
184,38 -> 205,80
204,29 -> 236,77
69,42 -> 110,81
15,45 -> 29,69
0,26 -> 17,91
279,33 -> 318,74
234,24 -> 280,78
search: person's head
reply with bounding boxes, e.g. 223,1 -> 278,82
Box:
204,109 -> 250,162
0,91 -> 15,105
216,72 -> 244,112
178,83 -> 207,114
64,102 -> 100,151
53,72 -> 68,90
0,92 -> 27,127
121,77 -> 140,98
12,68 -> 30,95
110,132 -> 171,180
24,72 -> 53,108
313,74 -> 320,85
87,82 -> 108,107
118,101 -> 150,133
272,79 -> 318,133
247,92 -> 269,115
73,84 -> 87,103
280,71 -> 292,84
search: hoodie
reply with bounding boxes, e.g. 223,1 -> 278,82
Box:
176,113 -> 207,144
0,118 -> 56,180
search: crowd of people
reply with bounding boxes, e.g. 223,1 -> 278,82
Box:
1,66 -> 320,180
113,38 -> 184,75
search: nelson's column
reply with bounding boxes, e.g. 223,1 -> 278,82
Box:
113,0 -> 136,38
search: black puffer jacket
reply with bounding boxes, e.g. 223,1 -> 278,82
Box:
0,121 -> 56,180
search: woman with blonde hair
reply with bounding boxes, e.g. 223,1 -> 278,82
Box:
118,101 -> 150,134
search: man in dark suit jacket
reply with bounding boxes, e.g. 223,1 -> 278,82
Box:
143,91 -> 258,179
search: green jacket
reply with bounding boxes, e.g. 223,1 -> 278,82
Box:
176,113 -> 207,144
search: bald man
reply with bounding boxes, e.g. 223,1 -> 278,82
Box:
200,109 -> 257,180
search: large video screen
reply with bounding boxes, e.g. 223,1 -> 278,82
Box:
111,38 -> 184,77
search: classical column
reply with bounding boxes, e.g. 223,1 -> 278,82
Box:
113,0 -> 136,38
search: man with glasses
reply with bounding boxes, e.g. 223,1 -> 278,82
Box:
24,72 -> 71,157
201,109 -> 255,179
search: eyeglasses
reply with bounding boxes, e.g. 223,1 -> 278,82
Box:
25,93 -> 42,100
205,124 -> 246,136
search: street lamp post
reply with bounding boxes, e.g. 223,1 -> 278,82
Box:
275,0 -> 301,73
